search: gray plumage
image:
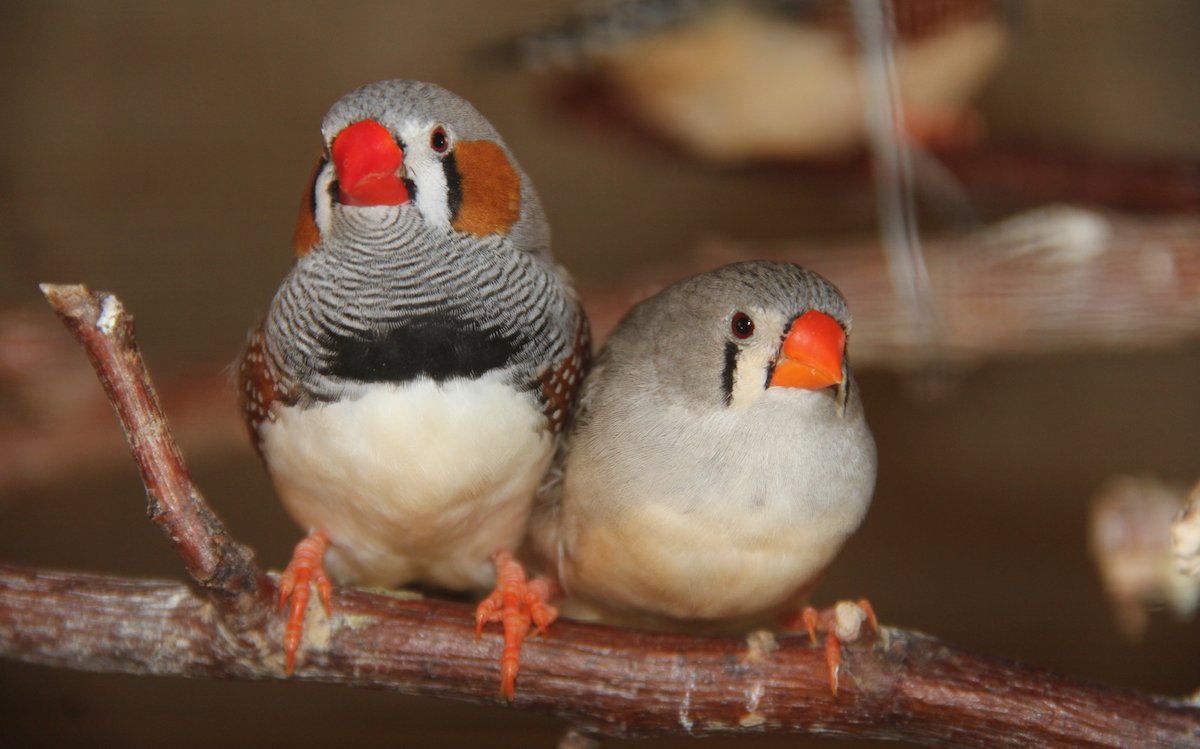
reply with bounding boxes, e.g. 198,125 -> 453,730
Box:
533,260 -> 876,630
240,79 -> 588,594
588,260 -> 850,409
261,79 -> 580,409
263,205 -> 576,405
320,80 -> 551,258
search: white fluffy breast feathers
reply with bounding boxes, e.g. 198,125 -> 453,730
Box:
259,377 -> 553,590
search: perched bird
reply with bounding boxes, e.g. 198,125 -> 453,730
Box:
237,80 -> 589,697
1089,476 -> 1200,639
531,261 -> 876,688
513,0 -> 1009,162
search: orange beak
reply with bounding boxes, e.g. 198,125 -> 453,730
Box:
331,119 -> 410,206
769,310 -> 846,390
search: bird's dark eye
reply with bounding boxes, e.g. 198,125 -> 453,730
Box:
731,312 -> 755,339
430,126 -> 450,153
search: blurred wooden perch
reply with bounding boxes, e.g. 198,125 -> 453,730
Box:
0,306 -> 240,494
1,285 -> 1199,748
584,206 -> 1200,365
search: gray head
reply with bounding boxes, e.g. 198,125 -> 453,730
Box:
321,80 -> 504,146
602,261 -> 854,411
295,79 -> 550,257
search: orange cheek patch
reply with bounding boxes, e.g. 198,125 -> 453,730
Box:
292,156 -> 323,257
451,140 -> 521,237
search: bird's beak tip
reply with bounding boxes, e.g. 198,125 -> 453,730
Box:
331,119 -> 410,206
768,310 -> 846,391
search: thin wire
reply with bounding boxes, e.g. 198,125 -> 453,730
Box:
852,0 -> 940,352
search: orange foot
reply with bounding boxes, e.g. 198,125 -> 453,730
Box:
474,550 -> 558,700
277,530 -> 333,674
787,599 -> 879,696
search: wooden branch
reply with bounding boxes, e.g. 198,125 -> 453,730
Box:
3,563 -> 1199,748
0,283 -> 1197,747
582,209 -> 1200,365
38,284 -> 269,618
939,145 -> 1200,214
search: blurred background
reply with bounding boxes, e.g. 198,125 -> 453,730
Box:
1,1 -> 1198,747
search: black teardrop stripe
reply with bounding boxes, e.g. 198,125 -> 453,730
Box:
721,340 -> 738,407
441,151 -> 462,223
318,313 -> 521,386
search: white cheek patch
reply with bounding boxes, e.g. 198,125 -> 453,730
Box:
409,151 -> 451,229
730,315 -> 786,409
731,344 -> 773,408
313,161 -> 336,237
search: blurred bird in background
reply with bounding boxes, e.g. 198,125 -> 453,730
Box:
512,0 -> 1009,163
1090,477 -> 1200,639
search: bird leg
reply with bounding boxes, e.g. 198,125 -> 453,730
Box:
788,598 -> 879,696
475,549 -> 559,700
277,529 -> 333,674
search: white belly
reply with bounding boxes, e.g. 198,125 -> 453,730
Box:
562,495 -> 850,623
557,389 -> 876,624
260,376 -> 552,592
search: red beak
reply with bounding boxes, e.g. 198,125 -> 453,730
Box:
331,119 -> 410,206
769,310 -> 846,390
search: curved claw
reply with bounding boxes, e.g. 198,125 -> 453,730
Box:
791,598 -> 879,697
278,530 -> 332,674
474,550 -> 559,700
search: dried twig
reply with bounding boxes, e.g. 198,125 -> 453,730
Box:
0,284 -> 1197,748
38,284 -> 269,618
